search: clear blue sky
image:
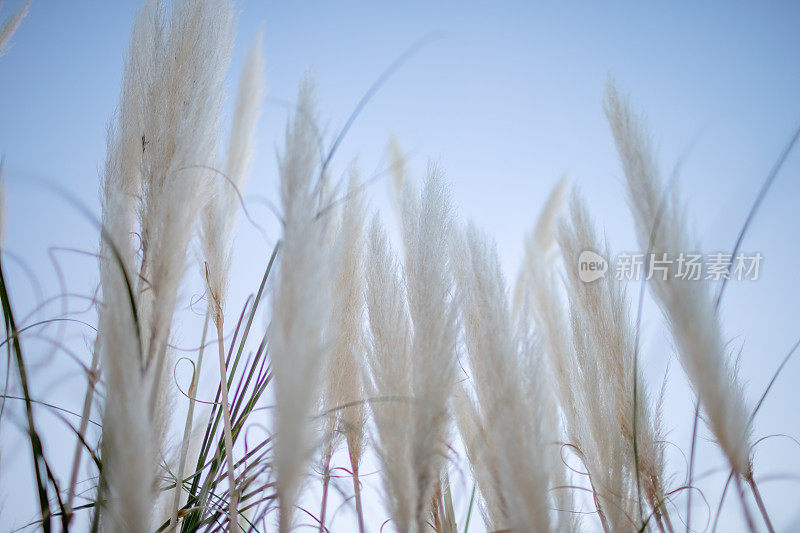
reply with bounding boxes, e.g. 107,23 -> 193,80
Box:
0,1 -> 799,531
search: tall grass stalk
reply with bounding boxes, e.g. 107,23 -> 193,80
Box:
98,0 -> 235,529
214,319 -> 238,531
605,81 -> 756,530
513,175 -> 581,533
270,78 -> 334,532
604,82 -> 753,472
170,309 -> 209,531
320,168 -> 368,532
558,190 -> 667,530
65,345 -> 99,520
135,0 -> 234,445
452,222 -> 554,531
398,164 -> 458,532
363,214 -> 415,531
196,26 -> 264,532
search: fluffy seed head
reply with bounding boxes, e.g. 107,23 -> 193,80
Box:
605,81 -> 753,478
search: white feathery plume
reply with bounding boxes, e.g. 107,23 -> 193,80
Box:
98,149 -> 154,532
320,167 -> 368,530
397,163 -> 458,530
452,387 -> 505,530
96,1 -> 164,529
452,222 -> 552,532
196,28 -> 264,529
513,174 -> 569,318
201,28 -> 265,324
533,175 -> 570,255
514,177 -> 579,532
604,82 -> 753,479
565,296 -> 636,531
0,0 -> 29,58
558,190 -> 667,528
386,135 -> 407,215
363,214 -> 416,532
270,78 -> 333,532
514,305 -> 577,532
98,1 -> 235,529
97,234 -> 153,533
135,0 -> 235,445
316,194 -> 342,532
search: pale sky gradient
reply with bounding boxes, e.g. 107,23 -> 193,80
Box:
0,1 -> 799,531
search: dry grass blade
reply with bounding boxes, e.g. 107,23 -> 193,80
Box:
0,256 -> 62,530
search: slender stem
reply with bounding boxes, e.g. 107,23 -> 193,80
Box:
748,477 -> 775,533
685,402 -> 700,532
587,476 -> 611,533
319,453 -> 331,533
662,509 -> 675,533
463,483 -> 476,533
653,510 -> 667,533
443,473 -> 457,533
350,459 -> 365,533
216,317 -> 238,532
66,344 -> 99,520
734,475 -> 757,533
0,261 -> 52,530
279,499 -> 291,532
632,279 -> 645,525
171,310 -> 210,530
711,471 -> 734,533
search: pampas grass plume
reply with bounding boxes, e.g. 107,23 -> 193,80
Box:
270,77 -> 334,532
604,81 -> 753,480
452,222 -> 553,532
399,165 -> 459,531
363,213 -> 416,532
